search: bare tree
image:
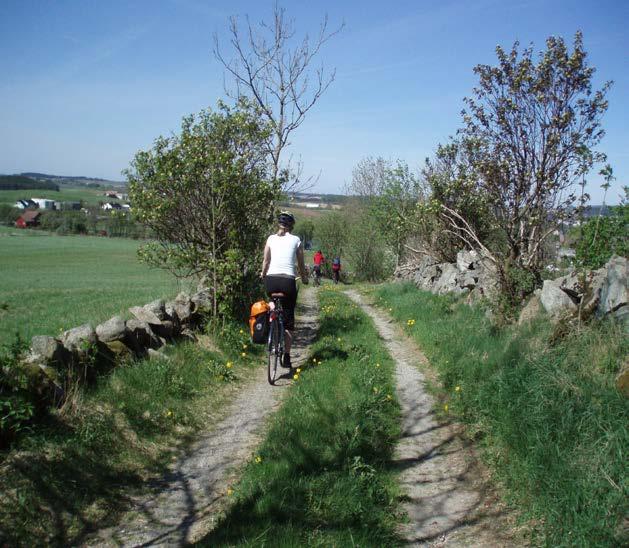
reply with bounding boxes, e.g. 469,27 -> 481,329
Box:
214,4 -> 343,189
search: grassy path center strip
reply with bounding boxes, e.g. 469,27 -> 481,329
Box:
197,287 -> 402,547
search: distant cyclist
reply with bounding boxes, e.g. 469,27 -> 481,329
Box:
312,249 -> 325,285
332,256 -> 341,284
261,212 -> 309,369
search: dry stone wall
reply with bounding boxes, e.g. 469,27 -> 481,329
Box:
19,284 -> 214,405
395,252 -> 628,328
394,249 -> 500,302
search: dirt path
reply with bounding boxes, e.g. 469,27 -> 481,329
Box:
345,290 -> 519,547
87,287 -> 318,547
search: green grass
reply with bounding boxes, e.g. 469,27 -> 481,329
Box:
198,288 -> 402,547
373,282 -> 629,547
0,231 -> 184,346
0,187 -> 114,207
0,324 -> 260,545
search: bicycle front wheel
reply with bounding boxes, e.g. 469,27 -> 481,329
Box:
267,321 -> 282,385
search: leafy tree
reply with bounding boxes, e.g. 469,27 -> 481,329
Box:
293,218 -> 315,247
0,204 -> 21,226
39,211 -> 87,234
214,5 -> 343,187
349,157 -> 423,266
576,186 -> 629,268
127,100 -> 281,318
345,209 -> 395,281
314,212 -> 348,265
433,32 -> 611,301
419,141 -> 496,262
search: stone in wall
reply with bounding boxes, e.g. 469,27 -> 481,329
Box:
96,316 -> 127,343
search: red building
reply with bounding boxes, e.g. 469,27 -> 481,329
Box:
15,210 -> 42,228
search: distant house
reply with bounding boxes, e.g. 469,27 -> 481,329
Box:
31,198 -> 56,210
15,210 -> 42,228
102,202 -> 123,211
54,201 -> 82,211
14,199 -> 37,209
103,191 -> 128,200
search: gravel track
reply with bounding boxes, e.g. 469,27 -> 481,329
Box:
345,290 -> 519,547
87,287 -> 318,547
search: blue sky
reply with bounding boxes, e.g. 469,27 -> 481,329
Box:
0,0 -> 627,203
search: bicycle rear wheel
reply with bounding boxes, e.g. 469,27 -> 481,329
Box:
267,321 -> 282,385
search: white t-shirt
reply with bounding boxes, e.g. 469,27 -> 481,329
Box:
266,233 -> 301,277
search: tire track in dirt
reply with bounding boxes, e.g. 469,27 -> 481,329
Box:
345,290 -> 520,547
86,287 -> 318,547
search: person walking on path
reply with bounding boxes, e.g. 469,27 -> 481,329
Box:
261,211 -> 309,369
332,256 -> 341,284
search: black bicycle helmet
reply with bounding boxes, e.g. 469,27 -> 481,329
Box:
278,211 -> 295,227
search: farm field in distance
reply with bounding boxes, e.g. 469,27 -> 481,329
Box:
0,227 -> 185,347
0,186 -> 121,207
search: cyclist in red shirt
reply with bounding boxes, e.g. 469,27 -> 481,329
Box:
312,250 -> 325,285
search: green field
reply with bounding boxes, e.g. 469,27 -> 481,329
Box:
0,186 -> 119,207
0,228 -> 185,346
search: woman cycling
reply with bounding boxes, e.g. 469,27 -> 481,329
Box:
261,211 -> 309,369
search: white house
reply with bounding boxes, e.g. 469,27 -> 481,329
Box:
31,198 -> 56,210
102,202 -> 123,211
14,199 -> 37,209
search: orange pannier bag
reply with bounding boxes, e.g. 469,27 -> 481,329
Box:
249,300 -> 270,344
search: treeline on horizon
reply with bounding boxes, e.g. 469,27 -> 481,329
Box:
0,175 -> 59,192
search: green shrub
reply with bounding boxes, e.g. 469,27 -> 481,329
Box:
0,334 -> 37,447
575,195 -> 628,269
0,204 -> 21,226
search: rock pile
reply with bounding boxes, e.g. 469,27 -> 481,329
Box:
531,255 -> 628,325
20,285 -> 214,404
394,249 -> 499,301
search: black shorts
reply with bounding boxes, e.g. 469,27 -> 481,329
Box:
264,275 -> 297,330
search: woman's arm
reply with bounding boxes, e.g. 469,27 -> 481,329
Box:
261,244 -> 271,278
297,243 -> 309,283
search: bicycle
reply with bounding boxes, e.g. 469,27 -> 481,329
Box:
312,265 -> 322,286
267,292 -> 286,385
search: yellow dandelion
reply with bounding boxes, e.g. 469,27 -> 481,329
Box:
386,394 -> 392,401
455,386 -> 461,392
444,404 -> 449,412
226,362 -> 233,369
312,358 -> 317,363
227,487 -> 234,496
293,374 -> 299,381
296,368 -> 301,373
255,455 -> 262,463
376,363 -> 380,368
239,329 -> 244,334
241,352 -> 247,357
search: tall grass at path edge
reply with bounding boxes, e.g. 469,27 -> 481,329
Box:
374,282 -> 628,547
198,287 -> 403,547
